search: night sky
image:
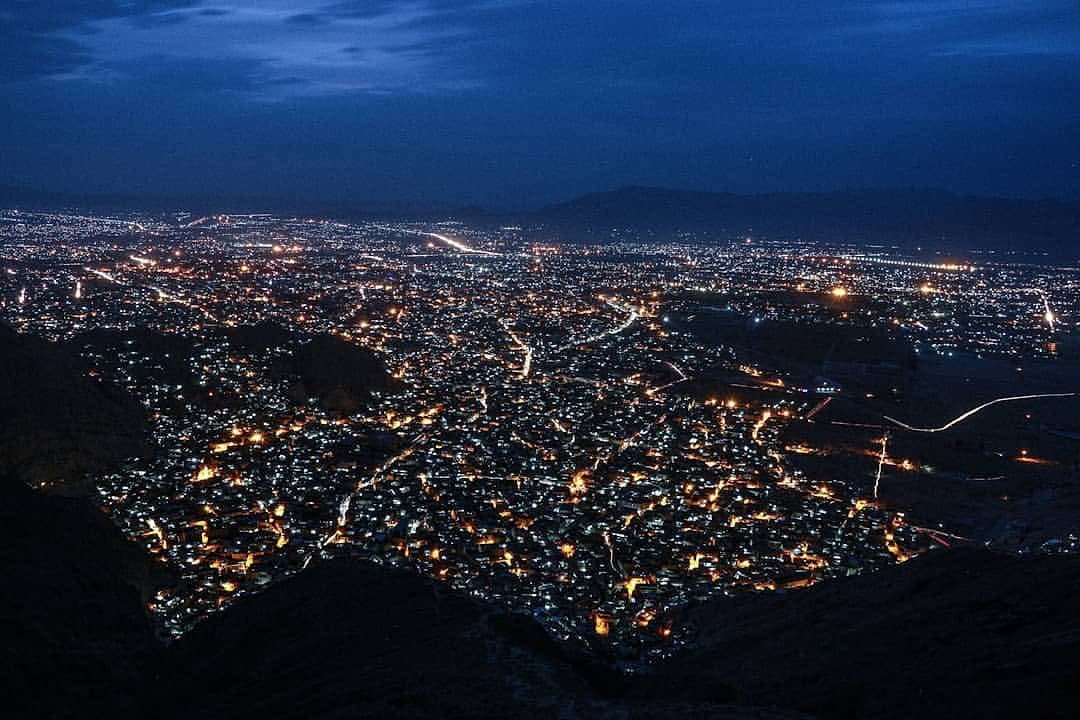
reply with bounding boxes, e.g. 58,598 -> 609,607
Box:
2,1 -> 1078,208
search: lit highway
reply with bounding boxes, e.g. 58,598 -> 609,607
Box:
884,393 -> 1079,433
6,209 -> 1077,656
424,231 -> 500,256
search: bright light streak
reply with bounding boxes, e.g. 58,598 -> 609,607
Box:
1020,287 -> 1057,331
884,393 -> 1078,433
873,434 -> 888,500
1042,296 -> 1056,331
424,232 -> 500,256
557,298 -> 639,352
85,268 -> 116,283
500,319 -> 533,378
750,410 -> 772,443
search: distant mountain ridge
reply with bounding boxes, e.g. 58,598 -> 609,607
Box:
541,186 -> 1080,253
5,181 -> 1079,253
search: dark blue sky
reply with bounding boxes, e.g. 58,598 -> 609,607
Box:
2,1 -> 1078,208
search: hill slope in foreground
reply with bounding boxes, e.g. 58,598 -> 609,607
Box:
3,476 -> 1078,719
1,328 -> 1078,719
0,323 -> 147,488
655,547 -> 1080,718
1,480 -> 804,720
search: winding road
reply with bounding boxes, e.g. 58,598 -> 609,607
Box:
883,392 -> 1078,433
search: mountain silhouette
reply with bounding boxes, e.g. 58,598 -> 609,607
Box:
541,186 -> 1080,253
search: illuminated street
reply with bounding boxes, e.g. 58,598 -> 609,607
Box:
6,211 -> 1077,662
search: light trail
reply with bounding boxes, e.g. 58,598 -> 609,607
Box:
602,532 -> 621,576
557,298 -> 639,352
373,223 -> 500,255
85,266 -> 222,324
750,410 -> 772,444
1042,294 -> 1056,331
646,362 -> 691,396
828,420 -> 885,429
148,284 -> 223,324
20,211 -> 148,232
1018,287 -> 1057,331
805,396 -> 832,421
909,525 -> 972,543
499,319 -> 534,378
837,254 -> 976,272
873,434 -> 889,500
85,267 -> 117,284
149,285 -> 179,302
884,393 -> 1079,433
311,443 -> 419,561
924,532 -> 951,548
665,361 -> 688,381
424,231 -> 500,256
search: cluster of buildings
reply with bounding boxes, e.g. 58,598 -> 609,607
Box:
1,209 -> 1071,659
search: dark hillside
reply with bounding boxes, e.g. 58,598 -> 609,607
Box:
0,324 -> 147,487
655,547 -> 1080,719
541,187 -> 1080,254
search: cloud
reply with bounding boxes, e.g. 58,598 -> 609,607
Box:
0,1 -> 198,81
838,0 -> 1080,56
7,1 -> 1077,99
2,1 -> 1077,202
16,1 -> 508,98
